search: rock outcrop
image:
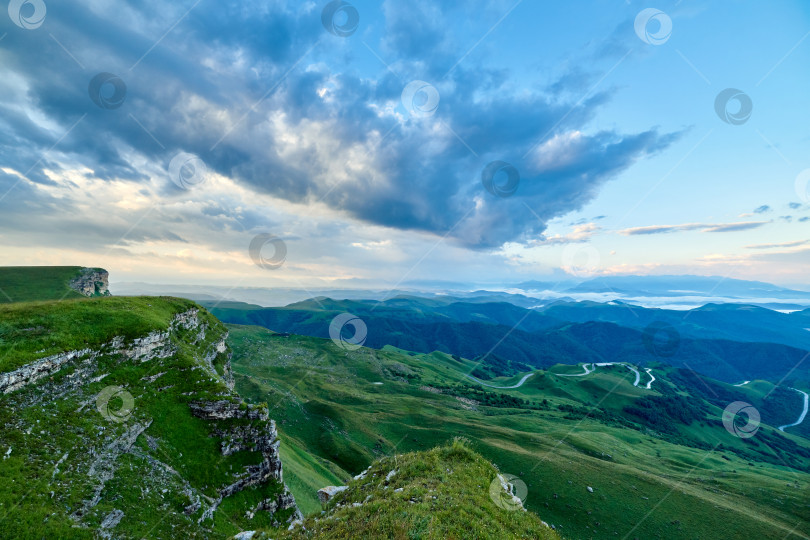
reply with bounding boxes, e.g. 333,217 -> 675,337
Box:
0,296 -> 298,537
0,308 -> 224,395
317,485 -> 348,504
69,267 -> 111,297
189,399 -> 301,524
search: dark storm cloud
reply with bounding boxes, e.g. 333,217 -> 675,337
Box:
0,0 -> 679,249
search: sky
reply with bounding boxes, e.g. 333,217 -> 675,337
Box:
0,0 -> 809,290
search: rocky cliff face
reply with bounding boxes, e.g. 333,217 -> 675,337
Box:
0,298 -> 298,539
189,399 -> 300,522
69,267 -> 111,297
0,308 -> 211,395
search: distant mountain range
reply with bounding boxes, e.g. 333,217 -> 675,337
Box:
117,274 -> 810,310
528,274 -> 810,302
204,295 -> 810,385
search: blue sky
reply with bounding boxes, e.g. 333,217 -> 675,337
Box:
0,0 -> 808,288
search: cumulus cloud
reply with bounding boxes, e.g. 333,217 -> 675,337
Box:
0,0 -> 679,256
530,223 -> 600,246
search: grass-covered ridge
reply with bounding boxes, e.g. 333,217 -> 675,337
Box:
0,295 -> 198,372
278,439 -> 559,539
0,266 -> 92,303
0,296 -> 297,538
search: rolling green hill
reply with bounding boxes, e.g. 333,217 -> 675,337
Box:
205,298 -> 810,384
537,300 -> 810,351
227,324 -> 810,539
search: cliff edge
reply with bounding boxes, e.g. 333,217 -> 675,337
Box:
0,296 -> 299,539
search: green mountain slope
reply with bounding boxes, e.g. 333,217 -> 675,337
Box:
227,324 -> 810,539
0,266 -> 110,303
538,300 -> 810,351
0,297 -> 299,539
206,299 -> 810,383
277,439 -> 560,539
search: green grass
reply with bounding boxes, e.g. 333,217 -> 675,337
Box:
0,266 -> 90,303
0,298 -> 295,539
277,439 -> 560,539
227,324 -> 810,540
278,439 -> 351,515
0,296 -> 197,371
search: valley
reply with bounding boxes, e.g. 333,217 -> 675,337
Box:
227,324 -> 810,539
2,267 -> 809,539
205,296 -> 810,384
556,362 -> 651,388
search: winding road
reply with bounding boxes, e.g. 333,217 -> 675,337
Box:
557,362 -> 654,389
643,368 -> 655,390
778,388 -> 809,432
463,372 -> 535,389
